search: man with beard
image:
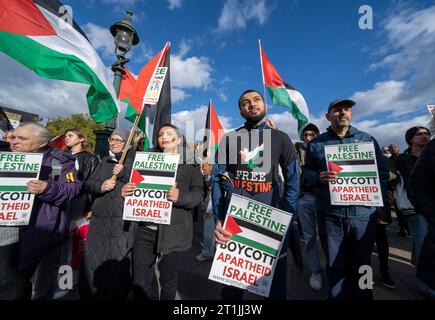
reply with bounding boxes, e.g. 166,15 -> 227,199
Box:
212,90 -> 299,299
302,99 -> 389,300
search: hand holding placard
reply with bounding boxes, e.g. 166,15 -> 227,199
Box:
167,183 -> 179,203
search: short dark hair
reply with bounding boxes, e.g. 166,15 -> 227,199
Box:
238,90 -> 264,109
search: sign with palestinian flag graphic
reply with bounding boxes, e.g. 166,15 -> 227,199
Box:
208,194 -> 292,297
123,152 -> 180,224
325,142 -> 383,206
0,152 -> 43,226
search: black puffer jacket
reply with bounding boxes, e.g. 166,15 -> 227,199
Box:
80,148 -> 136,299
408,139 -> 435,291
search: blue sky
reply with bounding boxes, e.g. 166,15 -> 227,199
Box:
1,0 -> 434,150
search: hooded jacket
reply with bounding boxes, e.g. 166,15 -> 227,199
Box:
302,126 -> 389,218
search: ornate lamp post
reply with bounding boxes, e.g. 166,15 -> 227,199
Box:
94,10 -> 139,158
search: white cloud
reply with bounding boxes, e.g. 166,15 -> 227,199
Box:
177,39 -> 192,58
167,0 -> 182,10
83,23 -> 114,59
218,92 -> 228,102
171,55 -> 212,89
172,106 -> 233,140
216,0 -> 270,33
134,43 -> 154,63
167,40 -> 213,104
353,4 -> 435,121
171,88 -> 190,103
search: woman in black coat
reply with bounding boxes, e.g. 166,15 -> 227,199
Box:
122,124 -> 205,300
79,129 -> 136,300
408,139 -> 435,298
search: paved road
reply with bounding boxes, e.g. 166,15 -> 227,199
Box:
60,215 -> 428,300
175,215 -> 428,300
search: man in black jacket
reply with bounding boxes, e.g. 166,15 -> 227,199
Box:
408,139 -> 435,298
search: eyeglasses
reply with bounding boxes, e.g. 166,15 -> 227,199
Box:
108,138 -> 125,144
415,132 -> 430,136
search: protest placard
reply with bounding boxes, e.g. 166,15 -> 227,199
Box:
208,194 -> 292,297
324,142 -> 383,206
144,67 -> 168,105
123,152 -> 180,224
0,152 -> 43,226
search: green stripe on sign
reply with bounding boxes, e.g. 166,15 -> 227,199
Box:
0,186 -> 28,191
136,183 -> 172,190
337,172 -> 377,177
230,235 -> 278,256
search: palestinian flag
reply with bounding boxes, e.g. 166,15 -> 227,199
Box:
125,43 -> 171,150
224,214 -> 283,257
48,133 -> 66,150
130,168 -> 175,191
119,68 -> 137,102
0,107 -> 13,133
0,0 -> 119,123
328,160 -> 377,177
203,99 -> 224,160
259,40 -> 309,132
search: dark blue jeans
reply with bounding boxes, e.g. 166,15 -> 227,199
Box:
318,212 -> 377,300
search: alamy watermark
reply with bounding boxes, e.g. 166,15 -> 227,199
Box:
359,5 -> 373,30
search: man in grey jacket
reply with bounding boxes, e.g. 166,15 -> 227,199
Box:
303,99 -> 389,300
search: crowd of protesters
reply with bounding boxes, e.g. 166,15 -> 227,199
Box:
0,90 -> 434,300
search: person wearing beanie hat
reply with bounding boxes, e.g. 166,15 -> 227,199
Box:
110,129 -> 129,144
394,126 -> 431,268
295,123 -> 324,291
80,127 -> 136,299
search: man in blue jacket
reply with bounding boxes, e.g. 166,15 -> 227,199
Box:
303,99 -> 389,300
212,89 -> 299,300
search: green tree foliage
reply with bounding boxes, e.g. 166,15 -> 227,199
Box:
46,114 -> 104,151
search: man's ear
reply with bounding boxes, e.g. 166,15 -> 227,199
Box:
40,141 -> 49,149
325,112 -> 330,121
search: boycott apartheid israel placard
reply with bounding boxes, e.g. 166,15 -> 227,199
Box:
324,142 -> 383,206
0,152 -> 43,226
123,152 -> 180,224
208,194 -> 292,297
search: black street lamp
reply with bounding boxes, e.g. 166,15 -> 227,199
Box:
94,10 -> 139,158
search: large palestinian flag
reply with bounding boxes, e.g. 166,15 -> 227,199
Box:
203,99 -> 224,160
124,43 -> 171,150
259,40 -> 309,132
0,0 -> 118,123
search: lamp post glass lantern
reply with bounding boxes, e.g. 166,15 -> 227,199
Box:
94,10 -> 139,158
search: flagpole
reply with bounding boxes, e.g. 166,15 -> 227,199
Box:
110,113 -> 141,181
259,39 -> 269,118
